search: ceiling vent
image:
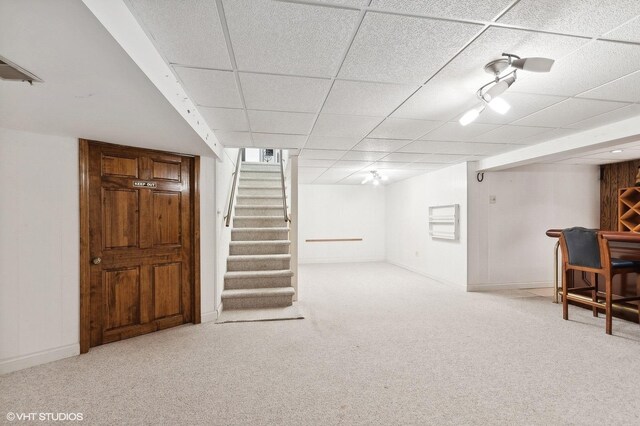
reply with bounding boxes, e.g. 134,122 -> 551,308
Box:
0,55 -> 42,84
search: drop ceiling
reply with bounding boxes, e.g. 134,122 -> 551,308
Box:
126,0 -> 640,184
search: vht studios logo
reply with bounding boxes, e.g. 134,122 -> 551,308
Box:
6,412 -> 84,422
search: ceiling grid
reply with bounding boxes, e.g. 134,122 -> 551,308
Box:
126,0 -> 640,184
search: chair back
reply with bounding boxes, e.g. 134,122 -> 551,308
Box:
561,227 -> 602,269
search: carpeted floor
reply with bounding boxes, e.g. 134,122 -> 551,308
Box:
2,262 -> 640,425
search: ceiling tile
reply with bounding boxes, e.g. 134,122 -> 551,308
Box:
340,151 -> 388,161
421,122 -> 499,141
323,80 -> 418,116
213,131 -> 252,147
369,118 -> 442,139
370,0 -> 514,21
299,149 -> 347,160
391,82 -> 480,122
252,133 -> 307,148
498,0 -> 640,37
515,128 -> 578,145
223,0 -> 359,76
312,114 -> 383,138
403,162 -> 447,170
352,138 -> 411,152
369,161 -> 412,169
174,67 -> 242,108
514,40 -> 640,97
414,153 -> 473,163
239,73 -> 331,113
604,15 -> 640,43
299,159 -> 337,168
565,104 -> 640,130
314,168 -> 357,183
474,92 -> 567,125
513,98 -> 629,128
339,12 -> 482,83
406,140 -> 513,156
247,110 -> 316,134
129,0 -> 231,69
298,167 -> 328,183
304,135 -> 361,150
578,71 -> 640,103
331,160 -> 373,170
199,107 -> 248,131
472,125 -> 551,143
379,152 -> 422,162
315,0 -> 369,6
392,26 -> 585,120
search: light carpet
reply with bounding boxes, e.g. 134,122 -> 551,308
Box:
2,262 -> 640,425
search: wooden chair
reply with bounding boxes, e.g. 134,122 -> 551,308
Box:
560,227 -> 640,335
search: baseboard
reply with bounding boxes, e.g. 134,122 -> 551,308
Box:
299,257 -> 385,264
467,281 -> 554,292
201,309 -> 219,323
387,261 -> 465,290
0,343 -> 79,375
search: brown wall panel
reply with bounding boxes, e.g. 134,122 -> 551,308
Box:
600,160 -> 640,230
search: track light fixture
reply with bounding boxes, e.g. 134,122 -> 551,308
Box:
362,170 -> 388,185
459,53 -> 554,126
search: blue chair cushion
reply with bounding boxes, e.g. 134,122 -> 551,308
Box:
611,258 -> 640,269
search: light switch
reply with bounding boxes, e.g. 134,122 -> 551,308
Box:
489,195 -> 496,204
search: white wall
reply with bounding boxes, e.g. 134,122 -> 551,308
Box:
200,155 -> 217,323
467,163 -> 600,291
0,128 -> 80,374
386,163 -> 468,288
214,148 -> 239,313
0,127 -> 222,374
298,184 -> 386,263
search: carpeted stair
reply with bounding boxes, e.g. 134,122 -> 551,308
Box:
222,162 -> 295,310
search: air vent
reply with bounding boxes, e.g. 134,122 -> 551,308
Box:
0,55 -> 42,84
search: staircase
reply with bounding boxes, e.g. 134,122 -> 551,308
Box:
221,161 -> 295,310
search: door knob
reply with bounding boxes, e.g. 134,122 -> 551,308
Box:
92,257 -> 102,265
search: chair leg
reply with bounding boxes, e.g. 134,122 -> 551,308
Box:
605,275 -> 613,335
563,268 -> 570,320
592,273 -> 599,317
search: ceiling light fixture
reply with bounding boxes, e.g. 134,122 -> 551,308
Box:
611,149 -> 623,153
362,170 -> 388,185
459,53 -> 554,126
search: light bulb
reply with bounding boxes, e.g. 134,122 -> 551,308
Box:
373,179 -> 380,186
459,105 -> 484,126
488,97 -> 511,115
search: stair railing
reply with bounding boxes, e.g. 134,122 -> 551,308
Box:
224,148 -> 244,227
279,149 -> 290,223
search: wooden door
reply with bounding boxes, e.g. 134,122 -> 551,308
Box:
85,141 -> 197,349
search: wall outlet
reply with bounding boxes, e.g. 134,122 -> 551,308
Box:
489,195 -> 497,204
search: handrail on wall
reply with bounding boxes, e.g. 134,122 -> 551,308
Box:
279,149 -> 290,223
224,148 -> 243,227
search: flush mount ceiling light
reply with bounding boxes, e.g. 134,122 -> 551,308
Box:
362,170 -> 388,185
459,53 -> 554,126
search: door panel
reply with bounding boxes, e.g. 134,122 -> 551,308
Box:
153,262 -> 182,319
104,267 -> 140,330
153,192 -> 181,246
103,189 -> 139,249
87,142 -> 194,348
102,155 -> 139,178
